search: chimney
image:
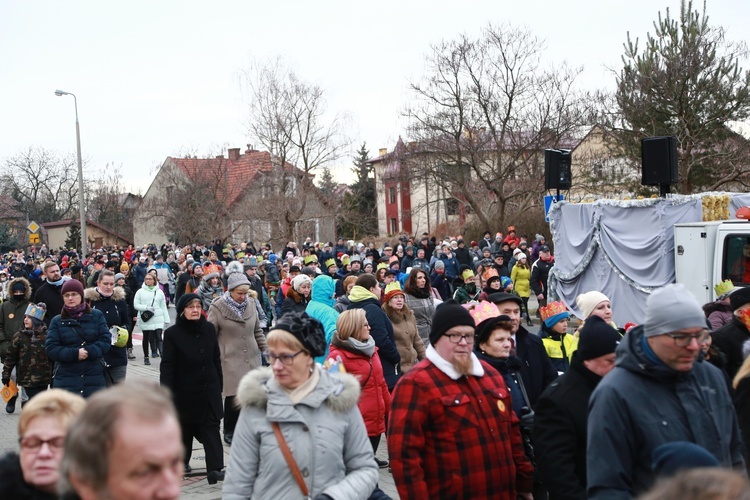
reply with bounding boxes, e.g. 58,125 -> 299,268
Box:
215,155 -> 224,160
228,148 -> 241,161
245,144 -> 257,153
379,148 -> 388,156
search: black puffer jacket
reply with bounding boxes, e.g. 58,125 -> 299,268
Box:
0,451 -> 57,499
85,287 -> 131,368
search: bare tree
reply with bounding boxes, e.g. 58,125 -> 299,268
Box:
0,146 -> 84,223
405,24 -> 592,229
241,59 -> 347,242
88,165 -> 136,241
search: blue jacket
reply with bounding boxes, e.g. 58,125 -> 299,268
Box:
438,253 -> 460,279
305,275 -> 340,364
46,308 -> 111,398
587,325 -> 744,499
132,262 -> 149,289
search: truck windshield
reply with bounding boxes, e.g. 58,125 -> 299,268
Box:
725,236 -> 750,286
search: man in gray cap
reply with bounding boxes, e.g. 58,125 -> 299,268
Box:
587,283 -> 744,499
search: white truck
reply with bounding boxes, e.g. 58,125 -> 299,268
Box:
547,193 -> 750,327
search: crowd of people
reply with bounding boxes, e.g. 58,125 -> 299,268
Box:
0,229 -> 749,499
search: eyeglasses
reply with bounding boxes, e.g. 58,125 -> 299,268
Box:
664,330 -> 710,347
19,435 -> 65,452
445,333 -> 475,344
264,350 -> 305,365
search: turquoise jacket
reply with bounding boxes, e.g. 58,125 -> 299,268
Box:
305,275 -> 340,364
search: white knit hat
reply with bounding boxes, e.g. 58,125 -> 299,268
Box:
576,291 -> 610,319
291,274 -> 312,292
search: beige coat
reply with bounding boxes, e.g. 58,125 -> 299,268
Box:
208,296 -> 267,397
389,312 -> 425,374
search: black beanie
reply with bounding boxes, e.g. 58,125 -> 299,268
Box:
429,299 -> 476,345
176,293 -> 201,317
730,286 -> 750,311
577,315 -> 622,361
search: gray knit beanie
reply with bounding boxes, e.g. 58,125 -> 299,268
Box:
644,284 -> 707,338
227,271 -> 250,291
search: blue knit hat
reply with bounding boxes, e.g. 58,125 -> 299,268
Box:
544,311 -> 570,329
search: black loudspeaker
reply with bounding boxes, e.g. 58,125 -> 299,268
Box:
545,149 -> 572,190
641,136 -> 678,185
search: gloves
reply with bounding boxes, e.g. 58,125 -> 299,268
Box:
519,406 -> 535,432
1,377 -> 9,387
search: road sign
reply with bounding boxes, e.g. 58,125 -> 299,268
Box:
27,221 -> 40,233
544,194 -> 564,222
29,233 -> 40,244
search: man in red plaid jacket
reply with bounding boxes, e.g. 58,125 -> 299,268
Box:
387,301 -> 533,499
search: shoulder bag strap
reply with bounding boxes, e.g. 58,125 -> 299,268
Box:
271,421 -> 310,498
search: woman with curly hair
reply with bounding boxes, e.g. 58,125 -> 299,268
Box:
403,268 -> 435,346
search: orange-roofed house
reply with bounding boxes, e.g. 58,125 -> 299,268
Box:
133,146 -> 336,247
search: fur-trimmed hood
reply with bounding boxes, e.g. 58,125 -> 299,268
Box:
84,286 -> 126,302
7,277 -> 31,301
236,366 -> 360,414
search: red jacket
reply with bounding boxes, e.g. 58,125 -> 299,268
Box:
328,342 -> 391,437
387,356 -> 533,499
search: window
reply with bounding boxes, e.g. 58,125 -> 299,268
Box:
390,218 -> 398,234
723,235 -> 750,285
388,186 -> 396,204
590,160 -> 604,180
446,198 -> 459,215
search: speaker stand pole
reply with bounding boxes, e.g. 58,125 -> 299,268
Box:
659,184 -> 670,197
556,188 -> 560,202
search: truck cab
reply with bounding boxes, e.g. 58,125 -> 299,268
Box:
674,220 -> 750,304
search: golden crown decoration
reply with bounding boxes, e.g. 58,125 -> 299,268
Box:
325,258 -> 336,269
539,301 -> 568,321
714,279 -> 734,298
482,268 -> 499,282
384,281 -> 403,296
462,269 -> 475,281
469,301 -> 501,326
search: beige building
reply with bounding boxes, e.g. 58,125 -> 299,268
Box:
133,146 -> 336,247
42,220 -> 131,250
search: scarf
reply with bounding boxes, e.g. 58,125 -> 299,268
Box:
346,336 -> 376,357
223,291 -> 248,320
96,286 -> 113,298
410,285 -> 431,299
47,277 -> 65,287
282,364 -> 321,405
64,302 -> 88,319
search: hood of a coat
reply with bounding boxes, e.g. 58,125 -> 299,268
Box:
84,286 -> 126,303
310,275 -> 335,307
615,324 -> 702,381
349,285 -> 378,304
8,277 -> 31,301
236,366 -> 360,414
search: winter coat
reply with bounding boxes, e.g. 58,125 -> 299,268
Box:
279,287 -> 308,318
386,309 -> 425,373
133,283 -> 170,331
0,277 -> 31,358
404,292 -> 435,346
530,257 -> 553,298
222,367 -> 378,499
2,324 -> 51,388
704,300 -> 733,330
388,349 -> 533,499
132,261 -> 148,288
0,452 -> 57,500
454,246 -> 472,268
540,325 -> 578,374
533,353 -> 602,500
85,287 -> 131,368
733,376 -> 750,475
305,275 -> 340,363
587,325 -> 745,499
510,264 -> 531,298
161,314 -> 224,424
515,326 -> 559,407
329,337 -> 391,437
474,351 -> 527,416
45,307 -> 111,398
713,316 -> 750,380
453,284 -> 480,304
348,286 -> 401,390
208,294 -> 267,397
32,281 -> 65,324
334,294 -> 351,313
429,272 -> 451,301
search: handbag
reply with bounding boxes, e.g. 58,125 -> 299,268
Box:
140,291 -> 157,322
1,380 -> 18,403
271,422 -> 311,499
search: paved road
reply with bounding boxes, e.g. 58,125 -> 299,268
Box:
0,296 -> 549,499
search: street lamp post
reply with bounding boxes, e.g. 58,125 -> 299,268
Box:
54,90 -> 87,256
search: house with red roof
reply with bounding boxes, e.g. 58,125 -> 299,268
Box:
132,146 -> 335,247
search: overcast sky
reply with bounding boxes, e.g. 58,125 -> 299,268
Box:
1,0 -> 748,194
